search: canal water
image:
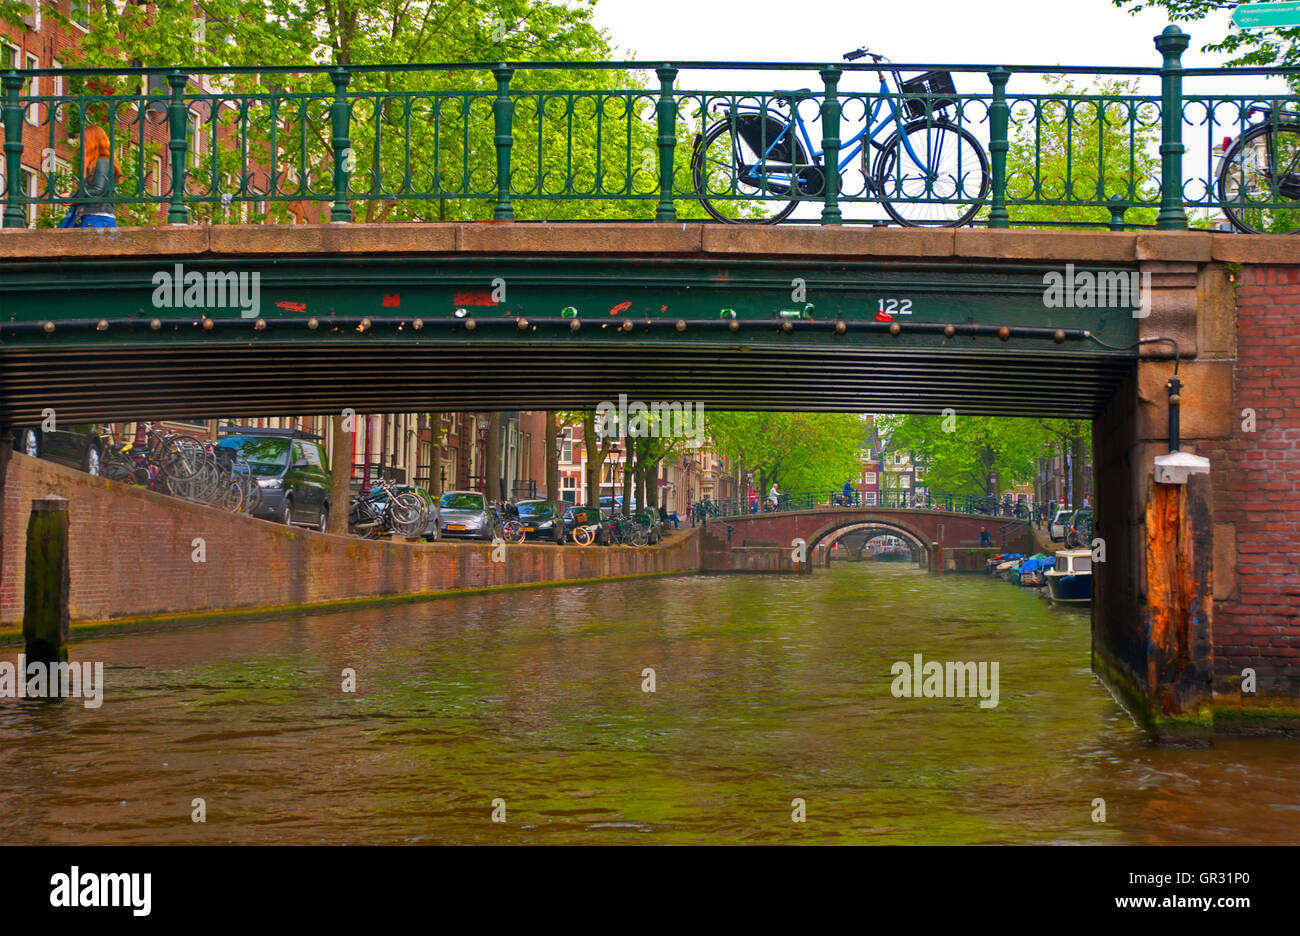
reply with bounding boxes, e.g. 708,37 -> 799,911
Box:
1,563 -> 1296,845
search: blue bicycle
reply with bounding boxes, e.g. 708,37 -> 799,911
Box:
691,47 -> 989,226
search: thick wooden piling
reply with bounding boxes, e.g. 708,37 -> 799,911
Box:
23,495 -> 70,665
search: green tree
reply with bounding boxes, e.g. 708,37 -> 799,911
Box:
706,412 -> 866,496
14,0 -> 710,225
1002,76 -> 1161,228
875,414 -> 1074,497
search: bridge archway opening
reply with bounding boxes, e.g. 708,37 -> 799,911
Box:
814,521 -> 931,566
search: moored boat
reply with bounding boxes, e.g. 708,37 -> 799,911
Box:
1018,553 -> 1054,588
1045,549 -> 1092,605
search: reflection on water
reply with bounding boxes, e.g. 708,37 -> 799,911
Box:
0,563 -> 1295,844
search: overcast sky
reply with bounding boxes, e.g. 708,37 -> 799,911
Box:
592,0 -> 1240,73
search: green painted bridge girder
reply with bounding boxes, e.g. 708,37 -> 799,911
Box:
0,252 -> 1140,424
0,255 -> 1135,348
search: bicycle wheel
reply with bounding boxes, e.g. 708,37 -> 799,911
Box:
628,523 -> 648,547
873,118 -> 989,227
692,114 -> 810,224
1218,122 -> 1300,234
103,449 -> 135,484
389,492 -> 427,537
501,520 -> 525,544
573,526 -> 594,546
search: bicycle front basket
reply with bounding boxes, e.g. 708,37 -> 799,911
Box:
900,71 -> 957,120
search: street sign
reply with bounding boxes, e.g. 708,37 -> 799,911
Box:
1232,2 -> 1300,29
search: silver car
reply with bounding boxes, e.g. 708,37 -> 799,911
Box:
438,490 -> 492,540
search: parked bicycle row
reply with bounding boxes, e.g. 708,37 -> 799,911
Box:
12,420 -> 678,546
13,422 -> 265,516
419,491 -> 674,547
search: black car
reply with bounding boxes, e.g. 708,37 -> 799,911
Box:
516,499 -> 567,544
217,430 -> 332,530
12,424 -> 106,476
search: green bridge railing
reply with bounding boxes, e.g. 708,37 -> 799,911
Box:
2,28 -> 1297,232
696,490 -> 1053,521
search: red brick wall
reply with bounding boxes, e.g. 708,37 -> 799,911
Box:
1204,264 -> 1300,698
1,453 -> 699,628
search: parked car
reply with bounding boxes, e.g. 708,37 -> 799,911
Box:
217,430 -> 331,530
1049,507 -> 1073,542
1064,508 -> 1094,549
598,495 -> 637,514
438,490 -> 493,540
12,424 -> 106,476
516,499 -> 567,544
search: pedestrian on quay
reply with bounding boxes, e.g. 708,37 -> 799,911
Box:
768,482 -> 780,511
748,489 -> 757,514
979,525 -> 992,547
60,125 -> 120,229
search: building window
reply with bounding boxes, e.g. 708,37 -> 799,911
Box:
71,0 -> 90,30
866,492 -> 877,506
25,54 -> 39,126
187,109 -> 203,169
20,166 -> 37,225
150,154 -> 163,196
561,428 -> 573,464
864,471 -> 876,485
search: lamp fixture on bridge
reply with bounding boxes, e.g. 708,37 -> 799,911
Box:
96,319 -> 108,332
516,317 -> 530,330
570,317 -> 581,332
357,318 -> 371,332
412,318 -> 423,330
454,308 -> 468,318
253,318 -> 266,331
307,317 -> 319,329
150,318 -> 162,330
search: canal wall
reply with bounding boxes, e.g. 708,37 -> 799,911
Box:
0,453 -> 700,631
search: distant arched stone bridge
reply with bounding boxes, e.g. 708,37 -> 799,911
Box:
699,506 -> 1032,567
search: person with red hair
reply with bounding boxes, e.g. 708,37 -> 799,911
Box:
69,125 -> 121,228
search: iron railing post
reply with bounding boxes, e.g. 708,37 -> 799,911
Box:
2,71 -> 25,228
166,70 -> 190,225
654,65 -> 678,223
987,67 -> 1010,229
819,66 -> 842,225
1155,25 -> 1190,230
329,67 -> 352,223
492,63 -> 514,221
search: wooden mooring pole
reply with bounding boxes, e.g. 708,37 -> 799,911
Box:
23,495 -> 70,665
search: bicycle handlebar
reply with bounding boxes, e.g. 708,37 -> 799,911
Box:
842,47 -> 886,63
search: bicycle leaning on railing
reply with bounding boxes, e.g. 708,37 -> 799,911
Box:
692,46 -> 989,227
1216,104 -> 1300,234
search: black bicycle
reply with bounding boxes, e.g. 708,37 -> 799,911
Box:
1217,105 -> 1300,234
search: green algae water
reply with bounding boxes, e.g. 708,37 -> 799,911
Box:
0,563 -> 1296,845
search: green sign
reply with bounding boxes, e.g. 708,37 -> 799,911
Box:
1232,2 -> 1300,29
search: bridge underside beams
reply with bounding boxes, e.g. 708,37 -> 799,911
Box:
0,344 -> 1133,424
